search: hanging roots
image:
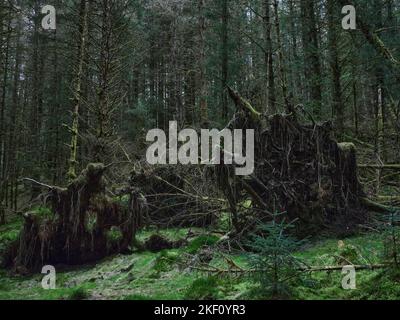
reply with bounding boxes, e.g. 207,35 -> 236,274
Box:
5,163 -> 147,273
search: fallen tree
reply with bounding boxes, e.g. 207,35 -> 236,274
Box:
4,163 -> 146,273
215,88 -> 372,236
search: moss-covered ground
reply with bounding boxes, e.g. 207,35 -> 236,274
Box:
0,218 -> 399,300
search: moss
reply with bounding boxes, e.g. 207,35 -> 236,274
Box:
123,294 -> 155,300
338,142 -> 356,153
32,206 -> 54,220
0,226 -> 20,244
115,195 -> 130,206
215,212 -> 231,232
106,226 -> 123,243
68,287 -> 90,300
0,217 -> 23,264
152,250 -> 180,273
335,242 -> 362,265
184,276 -> 221,300
1,226 -> 399,300
85,212 -> 97,233
186,235 -> 219,254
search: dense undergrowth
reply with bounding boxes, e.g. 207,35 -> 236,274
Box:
0,216 -> 399,300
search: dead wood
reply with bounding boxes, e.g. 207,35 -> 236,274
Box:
190,263 -> 388,275
129,165 -> 220,228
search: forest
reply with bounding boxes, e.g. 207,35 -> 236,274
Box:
0,0 -> 399,301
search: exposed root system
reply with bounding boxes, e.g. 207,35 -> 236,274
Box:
6,164 -> 146,272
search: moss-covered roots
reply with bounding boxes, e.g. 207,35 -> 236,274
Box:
5,163 -> 147,273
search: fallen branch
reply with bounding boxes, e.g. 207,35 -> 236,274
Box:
21,178 -> 55,190
361,197 -> 400,213
358,164 -> 400,170
227,86 -> 262,120
191,263 -> 389,274
300,264 -> 388,272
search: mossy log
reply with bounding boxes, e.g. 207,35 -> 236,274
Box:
5,163 -> 146,273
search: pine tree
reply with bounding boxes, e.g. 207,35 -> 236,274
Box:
247,213 -> 305,298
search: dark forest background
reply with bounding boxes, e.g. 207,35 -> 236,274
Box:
0,0 -> 399,212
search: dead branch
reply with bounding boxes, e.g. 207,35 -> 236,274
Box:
21,178 -> 55,190
190,264 -> 389,274
358,164 -> 400,170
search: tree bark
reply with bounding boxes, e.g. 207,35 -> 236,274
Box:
263,0 -> 276,114
198,0 -> 208,125
327,0 -> 344,137
300,0 -> 322,116
67,0 -> 89,181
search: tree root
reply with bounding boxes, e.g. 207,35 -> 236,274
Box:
6,163 -> 147,273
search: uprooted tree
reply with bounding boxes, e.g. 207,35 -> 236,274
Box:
4,163 -> 146,272
215,88 -> 373,236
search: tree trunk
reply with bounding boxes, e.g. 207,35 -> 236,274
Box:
273,0 -> 289,110
67,0 -> 89,181
198,0 -> 208,125
327,0 -> 344,137
263,0 -> 276,114
300,0 -> 322,116
221,0 -> 229,120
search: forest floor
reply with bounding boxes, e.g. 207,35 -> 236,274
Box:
1,215 -> 399,300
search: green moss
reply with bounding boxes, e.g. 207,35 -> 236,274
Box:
184,276 -> 221,300
338,142 -> 356,153
32,206 -> 54,219
115,195 -> 130,206
186,235 -> 219,254
1,225 -> 399,300
0,217 -> 23,263
215,212 -> 231,232
137,228 -> 194,243
0,227 -> 20,244
0,217 -> 23,241
106,226 -> 123,243
123,294 -> 155,300
68,287 -> 90,300
85,212 -> 97,233
335,244 -> 362,265
152,250 -> 180,273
